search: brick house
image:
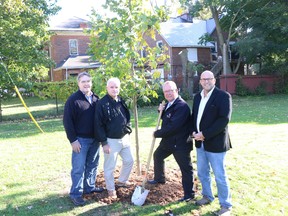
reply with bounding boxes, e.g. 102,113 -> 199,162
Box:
144,16 -> 215,93
48,16 -> 100,81
48,15 -> 244,93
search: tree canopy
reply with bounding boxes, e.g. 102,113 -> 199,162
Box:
0,0 -> 60,91
180,0 -> 288,75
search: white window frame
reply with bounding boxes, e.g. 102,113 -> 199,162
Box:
69,39 -> 78,55
187,48 -> 198,62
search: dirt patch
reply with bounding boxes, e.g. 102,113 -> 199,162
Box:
84,166 -> 198,206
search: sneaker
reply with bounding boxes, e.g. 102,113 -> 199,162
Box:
115,181 -> 133,188
71,197 -> 85,206
108,190 -> 117,199
214,206 -> 232,216
90,187 -> 104,193
195,196 -> 211,206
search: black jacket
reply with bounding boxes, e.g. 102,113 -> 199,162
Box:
63,90 -> 99,143
191,87 -> 232,153
154,96 -> 192,151
95,94 -> 131,146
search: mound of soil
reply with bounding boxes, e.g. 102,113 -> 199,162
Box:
84,166 -> 198,206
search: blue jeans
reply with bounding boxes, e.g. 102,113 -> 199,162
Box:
196,144 -> 232,208
70,137 -> 100,198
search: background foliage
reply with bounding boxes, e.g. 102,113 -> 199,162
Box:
0,0 -> 60,91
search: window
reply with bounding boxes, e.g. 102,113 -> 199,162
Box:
156,40 -> 163,56
229,42 -> 239,60
187,48 -> 198,62
210,41 -> 218,61
69,39 -> 78,55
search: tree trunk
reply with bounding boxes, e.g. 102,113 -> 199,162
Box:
0,98 -> 2,122
210,6 -> 232,74
179,49 -> 188,92
133,95 -> 141,176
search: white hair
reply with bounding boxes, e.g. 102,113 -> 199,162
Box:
163,81 -> 177,90
107,77 -> 121,87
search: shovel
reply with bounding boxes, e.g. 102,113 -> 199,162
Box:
131,101 -> 165,206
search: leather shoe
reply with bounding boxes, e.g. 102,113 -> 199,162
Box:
86,187 -> 104,194
147,179 -> 165,185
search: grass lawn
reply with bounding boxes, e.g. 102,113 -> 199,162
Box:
0,94 -> 287,215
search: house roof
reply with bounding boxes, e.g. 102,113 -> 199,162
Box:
54,55 -> 101,71
49,16 -> 91,31
160,19 -> 215,48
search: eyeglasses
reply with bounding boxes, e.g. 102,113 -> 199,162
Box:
200,78 -> 214,81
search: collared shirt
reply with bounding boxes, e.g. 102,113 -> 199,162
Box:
85,95 -> 92,104
166,99 -> 176,110
82,91 -> 93,104
196,87 -> 215,132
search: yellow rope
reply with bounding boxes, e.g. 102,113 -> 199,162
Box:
14,86 -> 44,133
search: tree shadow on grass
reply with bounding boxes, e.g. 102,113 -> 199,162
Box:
0,192 -> 217,216
1,109 -> 64,122
0,194 -> 75,216
78,200 -> 217,216
0,118 -> 64,139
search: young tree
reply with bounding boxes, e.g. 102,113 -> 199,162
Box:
88,0 -> 169,175
0,0 -> 59,91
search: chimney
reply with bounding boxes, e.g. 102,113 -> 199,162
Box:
80,23 -> 88,28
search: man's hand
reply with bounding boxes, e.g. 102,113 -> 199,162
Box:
71,140 -> 81,153
103,144 -> 111,154
158,102 -> 165,112
193,131 -> 205,141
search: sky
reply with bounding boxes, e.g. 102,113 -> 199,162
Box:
49,0 -> 107,22
50,0 -> 174,21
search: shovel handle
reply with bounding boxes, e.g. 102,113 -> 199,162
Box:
142,100 -> 166,185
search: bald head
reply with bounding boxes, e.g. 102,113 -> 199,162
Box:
200,70 -> 216,95
200,70 -> 215,79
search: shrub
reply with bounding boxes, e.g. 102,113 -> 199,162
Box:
274,74 -> 288,94
235,77 -> 251,96
254,81 -> 268,95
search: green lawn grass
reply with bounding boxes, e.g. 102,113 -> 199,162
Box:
0,95 -> 287,215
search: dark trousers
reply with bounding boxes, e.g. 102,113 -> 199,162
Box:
153,146 -> 194,198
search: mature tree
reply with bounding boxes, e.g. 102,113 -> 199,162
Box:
88,0 -> 169,175
0,0 -> 60,91
180,0 -> 288,75
233,0 -> 288,74
180,0 -> 235,74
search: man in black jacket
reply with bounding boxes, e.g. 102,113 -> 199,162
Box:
63,72 -> 103,206
95,77 -> 134,199
148,81 -> 195,202
191,70 -> 232,216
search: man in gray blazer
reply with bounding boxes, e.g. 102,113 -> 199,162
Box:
191,70 -> 232,216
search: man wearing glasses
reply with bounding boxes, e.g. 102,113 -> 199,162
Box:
147,81 -> 195,202
63,72 -> 104,206
191,70 -> 233,215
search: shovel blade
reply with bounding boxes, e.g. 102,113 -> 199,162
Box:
131,186 -> 149,206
